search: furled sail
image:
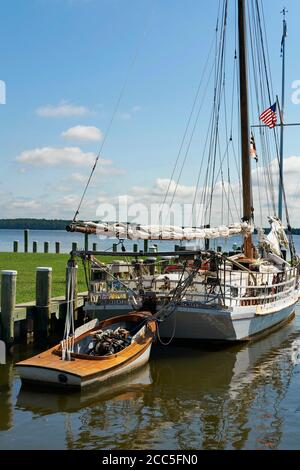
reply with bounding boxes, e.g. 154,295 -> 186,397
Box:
258,216 -> 289,257
66,221 -> 253,240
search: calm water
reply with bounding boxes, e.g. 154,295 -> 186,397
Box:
1,310 -> 300,450
0,229 -> 189,253
1,229 -> 300,255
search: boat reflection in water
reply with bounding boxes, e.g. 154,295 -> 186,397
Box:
16,363 -> 153,415
14,317 -> 300,449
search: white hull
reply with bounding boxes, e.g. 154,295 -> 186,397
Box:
17,343 -> 152,389
158,297 -> 298,341
85,295 -> 298,341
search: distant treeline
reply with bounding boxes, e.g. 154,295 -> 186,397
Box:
0,219 -> 72,230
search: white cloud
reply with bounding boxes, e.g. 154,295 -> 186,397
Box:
131,178 -> 196,200
12,199 -> 41,209
36,101 -> 90,117
61,125 -> 103,142
16,146 -> 111,167
69,172 -> 87,183
6,155 -> 300,225
68,166 -> 126,183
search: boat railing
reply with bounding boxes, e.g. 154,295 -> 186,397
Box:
220,266 -> 298,307
87,266 -> 298,308
184,266 -> 297,308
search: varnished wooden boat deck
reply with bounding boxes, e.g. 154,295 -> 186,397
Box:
17,313 -> 156,381
17,340 -> 150,378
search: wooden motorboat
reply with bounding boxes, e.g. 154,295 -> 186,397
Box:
16,311 -> 156,390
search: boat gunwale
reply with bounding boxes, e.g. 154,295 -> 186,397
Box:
52,310 -> 156,361
16,338 -> 153,380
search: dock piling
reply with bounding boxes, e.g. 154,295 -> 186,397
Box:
35,267 -> 52,340
92,242 -> 97,251
13,241 -> 18,253
84,233 -> 89,251
33,241 -> 38,253
44,241 -> 49,254
55,242 -> 60,254
0,270 -> 17,345
24,229 -> 29,253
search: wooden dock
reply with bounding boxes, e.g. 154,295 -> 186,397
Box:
11,291 -> 87,342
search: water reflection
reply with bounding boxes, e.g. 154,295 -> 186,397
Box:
16,364 -> 152,415
1,316 -> 300,449
0,361 -> 13,431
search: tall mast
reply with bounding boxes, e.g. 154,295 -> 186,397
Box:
238,0 -> 253,258
278,8 -> 287,221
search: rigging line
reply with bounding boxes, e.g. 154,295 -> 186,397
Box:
229,50 -> 237,137
255,160 -> 263,226
222,69 -> 231,225
252,0 -> 276,214
254,0 -> 272,105
272,124 -> 294,243
159,36 -> 215,217
230,0 -> 237,137
165,58 -> 216,223
204,138 -> 237,223
72,8 -> 153,222
207,2 -> 228,223
230,139 -> 242,216
190,107 -> 215,226
202,1 -> 227,201
259,0 -> 275,98
198,0 -> 227,224
248,1 -> 263,224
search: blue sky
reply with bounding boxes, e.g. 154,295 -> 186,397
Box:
1,0 -> 300,224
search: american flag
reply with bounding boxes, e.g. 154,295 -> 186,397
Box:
259,102 -> 277,129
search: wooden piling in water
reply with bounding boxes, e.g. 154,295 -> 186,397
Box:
72,242 -> 78,252
13,241 -> 18,253
24,229 -> 29,253
55,242 -> 60,254
113,243 -> 117,252
84,233 -> 89,251
33,241 -> 38,253
0,270 -> 17,345
144,240 -> 148,253
44,241 -> 49,253
133,243 -> 138,253
92,242 -> 97,251
35,267 -> 52,340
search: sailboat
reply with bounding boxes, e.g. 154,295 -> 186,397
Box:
66,0 -> 299,341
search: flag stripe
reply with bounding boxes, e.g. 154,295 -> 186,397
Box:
259,102 -> 277,129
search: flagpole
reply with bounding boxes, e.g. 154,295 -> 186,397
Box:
278,8 -> 287,221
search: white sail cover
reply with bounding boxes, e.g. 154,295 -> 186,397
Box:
80,221 -> 253,240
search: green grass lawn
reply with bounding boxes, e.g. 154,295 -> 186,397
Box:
0,253 -> 88,304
